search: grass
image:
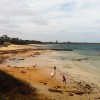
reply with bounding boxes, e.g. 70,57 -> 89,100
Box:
4,42 -> 12,45
0,70 -> 41,100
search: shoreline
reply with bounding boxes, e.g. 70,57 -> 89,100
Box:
0,44 -> 100,100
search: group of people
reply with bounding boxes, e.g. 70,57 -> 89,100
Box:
51,66 -> 67,85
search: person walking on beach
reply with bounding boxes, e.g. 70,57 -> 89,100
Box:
62,75 -> 66,85
54,66 -> 56,72
54,66 -> 56,70
53,66 -> 57,78
51,71 -> 55,78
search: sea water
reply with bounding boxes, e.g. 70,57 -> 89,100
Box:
39,43 -> 100,72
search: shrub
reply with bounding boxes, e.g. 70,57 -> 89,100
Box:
0,70 -> 39,100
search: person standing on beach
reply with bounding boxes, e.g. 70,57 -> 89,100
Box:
51,72 -> 55,78
54,66 -> 56,72
62,75 -> 66,85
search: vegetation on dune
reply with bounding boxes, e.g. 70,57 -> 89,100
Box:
0,70 -> 41,100
0,35 -> 42,45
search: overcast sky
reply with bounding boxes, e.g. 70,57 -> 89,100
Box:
0,0 -> 100,42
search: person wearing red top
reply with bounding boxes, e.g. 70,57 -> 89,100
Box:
62,75 -> 66,85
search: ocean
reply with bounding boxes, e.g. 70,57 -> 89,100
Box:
39,43 -> 100,72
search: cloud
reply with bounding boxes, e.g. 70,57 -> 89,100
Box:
30,16 -> 48,25
0,0 -> 34,16
0,0 -> 100,42
59,2 -> 76,12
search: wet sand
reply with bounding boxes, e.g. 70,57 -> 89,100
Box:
0,44 -> 100,100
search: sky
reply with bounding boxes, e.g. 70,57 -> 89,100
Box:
0,0 -> 100,42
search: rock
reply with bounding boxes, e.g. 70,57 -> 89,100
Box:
40,82 -> 44,83
97,97 -> 100,99
74,91 -> 84,95
95,97 -> 100,100
19,58 -> 24,60
7,65 -> 11,67
44,83 -> 47,85
68,93 -> 74,96
55,86 -> 61,89
21,70 -> 26,73
48,88 -> 62,93
50,49 -> 73,51
72,57 -> 88,61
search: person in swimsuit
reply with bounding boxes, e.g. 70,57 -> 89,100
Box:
62,75 -> 66,85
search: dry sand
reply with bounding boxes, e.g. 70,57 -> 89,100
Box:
0,44 -> 100,100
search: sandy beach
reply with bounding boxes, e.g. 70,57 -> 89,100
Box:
0,44 -> 100,100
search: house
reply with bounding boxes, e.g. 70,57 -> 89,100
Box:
0,35 -> 10,40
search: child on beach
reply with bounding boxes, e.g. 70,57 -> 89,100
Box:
62,75 -> 66,85
53,66 -> 56,75
51,72 -> 55,78
54,66 -> 56,71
